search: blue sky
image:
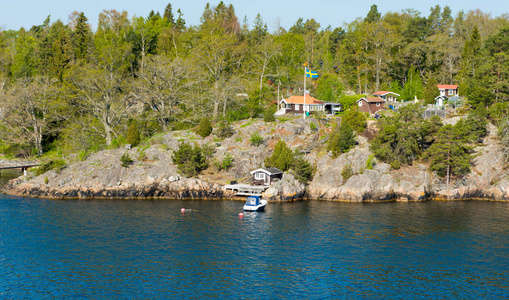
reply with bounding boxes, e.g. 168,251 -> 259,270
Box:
0,0 -> 507,31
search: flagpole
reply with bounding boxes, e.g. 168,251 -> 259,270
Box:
303,65 -> 306,120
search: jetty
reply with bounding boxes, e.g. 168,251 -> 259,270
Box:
0,160 -> 39,177
224,184 -> 268,196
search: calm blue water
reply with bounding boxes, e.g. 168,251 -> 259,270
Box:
1,195 -> 508,299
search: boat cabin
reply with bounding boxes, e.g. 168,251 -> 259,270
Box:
250,167 -> 283,186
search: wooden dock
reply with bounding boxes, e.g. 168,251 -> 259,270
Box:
224,184 -> 269,196
0,160 -> 39,177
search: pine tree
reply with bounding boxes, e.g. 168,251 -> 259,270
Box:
424,75 -> 439,105
265,140 -> 294,171
126,120 -> 140,146
424,124 -> 472,182
163,3 -> 176,26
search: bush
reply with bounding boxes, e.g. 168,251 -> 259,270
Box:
196,117 -> 212,138
327,123 -> 356,157
250,132 -> 264,146
126,120 -> 140,146
216,120 -> 235,139
120,152 -> 133,167
263,107 -> 276,122
310,121 -> 317,131
341,164 -> 353,182
35,159 -> 67,176
172,142 -> 208,177
264,140 -> 294,171
343,109 -> 367,133
338,94 -> 366,110
366,154 -> 376,170
218,153 -> 234,170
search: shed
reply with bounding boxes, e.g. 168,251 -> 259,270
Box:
250,167 -> 283,186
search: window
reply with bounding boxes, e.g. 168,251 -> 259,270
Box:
254,173 -> 265,180
376,102 -> 380,106
358,101 -> 362,107
295,104 -> 300,111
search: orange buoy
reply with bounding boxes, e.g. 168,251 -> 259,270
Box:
181,208 -> 186,213
239,212 -> 244,218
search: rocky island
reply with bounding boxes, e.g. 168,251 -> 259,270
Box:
4,116 -> 509,202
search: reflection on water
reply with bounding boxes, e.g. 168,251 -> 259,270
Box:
0,196 -> 508,298
0,168 -> 21,187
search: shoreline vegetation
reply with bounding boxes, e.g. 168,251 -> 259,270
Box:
1,4 -> 509,201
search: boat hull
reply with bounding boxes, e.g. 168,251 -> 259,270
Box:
243,199 -> 268,212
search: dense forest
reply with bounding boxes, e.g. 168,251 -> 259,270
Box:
1,2 -> 509,173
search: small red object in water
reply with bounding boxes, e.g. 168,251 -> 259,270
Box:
239,212 -> 244,218
181,208 -> 186,213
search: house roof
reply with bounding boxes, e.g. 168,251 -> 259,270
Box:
357,97 -> 386,103
282,95 -> 324,105
250,168 -> 283,175
437,85 -> 458,89
371,91 -> 400,97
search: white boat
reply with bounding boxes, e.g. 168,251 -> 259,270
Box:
243,196 -> 267,212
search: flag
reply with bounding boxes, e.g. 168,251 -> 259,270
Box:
305,68 -> 318,78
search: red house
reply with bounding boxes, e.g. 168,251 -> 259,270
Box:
437,85 -> 459,97
356,97 -> 386,114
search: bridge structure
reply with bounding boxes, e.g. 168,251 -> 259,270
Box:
0,160 -> 40,177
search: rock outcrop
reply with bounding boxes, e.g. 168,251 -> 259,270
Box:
3,118 -> 509,202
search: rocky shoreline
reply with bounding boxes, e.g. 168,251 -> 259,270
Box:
3,118 -> 509,202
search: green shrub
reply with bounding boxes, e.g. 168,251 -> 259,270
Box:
120,152 -> 133,167
341,164 -> 353,182
44,176 -> 49,184
339,94 -> 366,110
390,160 -> 401,170
310,121 -> 317,131
366,154 -> 376,170
327,123 -> 356,157
265,140 -> 294,171
172,142 -> 208,177
35,159 -> 67,176
250,132 -> 264,146
126,120 -> 140,146
196,117 -> 212,138
218,153 -> 234,170
77,150 -> 90,161
292,156 -> 313,183
343,109 -> 367,133
216,120 -> 235,138
263,107 -> 276,122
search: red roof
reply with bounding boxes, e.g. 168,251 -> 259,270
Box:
371,91 -> 400,96
437,85 -> 458,89
283,95 -> 324,105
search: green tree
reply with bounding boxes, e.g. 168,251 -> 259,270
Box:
265,140 -> 293,171
342,108 -> 367,133
424,124 -> 472,181
126,120 -> 140,146
423,75 -> 439,104
292,155 -> 313,183
196,117 -> 212,137
315,73 -> 343,102
401,66 -> 424,100
365,4 -> 381,23
172,142 -> 208,177
327,123 -> 356,157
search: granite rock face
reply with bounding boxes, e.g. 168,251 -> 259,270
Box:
3,119 -> 509,202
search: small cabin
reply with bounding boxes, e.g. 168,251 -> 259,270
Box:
437,85 -> 459,97
250,167 -> 283,186
356,97 -> 386,115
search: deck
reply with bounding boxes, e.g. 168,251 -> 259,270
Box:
224,184 -> 269,196
0,160 -> 39,177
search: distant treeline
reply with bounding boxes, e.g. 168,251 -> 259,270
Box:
0,2 -> 509,157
